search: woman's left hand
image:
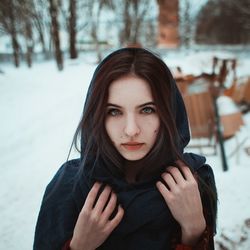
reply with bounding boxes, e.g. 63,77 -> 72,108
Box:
156,161 -> 206,246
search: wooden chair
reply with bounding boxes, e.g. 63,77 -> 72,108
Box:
212,57 -> 237,89
174,67 -> 197,95
191,57 -> 237,94
220,111 -> 246,161
243,78 -> 250,106
228,77 -> 250,112
183,91 -> 217,154
220,112 -> 244,139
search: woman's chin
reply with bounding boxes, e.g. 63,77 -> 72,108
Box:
120,151 -> 147,161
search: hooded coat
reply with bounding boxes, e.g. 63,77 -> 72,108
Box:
33,48 -> 217,250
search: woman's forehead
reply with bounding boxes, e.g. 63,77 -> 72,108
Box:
107,75 -> 154,104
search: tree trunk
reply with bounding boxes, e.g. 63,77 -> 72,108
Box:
49,0 -> 63,70
131,0 -> 139,44
131,0 -> 148,45
120,0 -> 131,46
25,20 -> 33,67
11,35 -> 20,68
182,0 -> 191,48
9,0 -> 20,67
69,0 -> 77,59
90,2 -> 102,63
35,16 -> 49,59
91,23 -> 102,63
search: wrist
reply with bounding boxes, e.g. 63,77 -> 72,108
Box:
69,238 -> 94,250
181,219 -> 206,246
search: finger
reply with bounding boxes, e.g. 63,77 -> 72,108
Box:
175,159 -> 186,167
161,172 -> 177,190
166,166 -> 186,184
107,205 -> 124,231
175,161 -> 195,181
102,192 -> 117,220
179,166 -> 195,182
94,185 -> 112,214
156,181 -> 171,201
84,182 -> 101,210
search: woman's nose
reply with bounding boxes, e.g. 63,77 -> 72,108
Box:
124,115 -> 140,137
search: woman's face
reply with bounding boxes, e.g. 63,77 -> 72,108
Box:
105,74 -> 160,161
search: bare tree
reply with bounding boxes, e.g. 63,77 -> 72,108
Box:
119,0 -> 151,46
89,0 -> 102,62
120,0 -> 131,45
49,0 -> 63,70
181,0 -> 191,48
18,0 -> 35,67
0,0 -> 50,67
0,0 -> 20,67
24,18 -> 33,67
0,0 -> 157,69
33,0 -> 50,59
84,0 -> 114,62
227,0 -> 250,42
69,0 -> 77,59
196,0 -> 250,44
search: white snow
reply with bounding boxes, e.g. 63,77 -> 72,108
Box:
0,50 -> 250,249
217,96 -> 239,115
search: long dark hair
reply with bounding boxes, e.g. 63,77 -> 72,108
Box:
71,47 -> 217,232
73,48 -> 184,180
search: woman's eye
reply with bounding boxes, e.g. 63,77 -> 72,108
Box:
142,107 -> 155,114
107,109 -> 121,116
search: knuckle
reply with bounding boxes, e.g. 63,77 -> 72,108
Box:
192,179 -> 198,186
174,187 -> 181,195
166,193 -> 175,203
162,172 -> 171,179
179,183 -> 186,190
191,182 -> 198,190
172,167 -> 179,174
101,186 -> 112,198
110,193 -> 117,204
188,179 -> 198,188
90,213 -> 99,223
80,208 -> 90,218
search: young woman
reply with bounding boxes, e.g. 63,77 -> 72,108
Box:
34,48 -> 217,250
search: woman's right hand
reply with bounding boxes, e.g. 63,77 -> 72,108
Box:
70,182 -> 124,250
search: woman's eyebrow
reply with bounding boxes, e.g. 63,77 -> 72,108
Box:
137,102 -> 155,108
107,102 -> 155,108
106,103 -> 122,108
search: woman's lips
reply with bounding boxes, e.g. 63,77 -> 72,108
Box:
122,143 -> 144,151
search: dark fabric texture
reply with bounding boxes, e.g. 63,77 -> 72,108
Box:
33,48 -> 216,250
33,159 -> 216,250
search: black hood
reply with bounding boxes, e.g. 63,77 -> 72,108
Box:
80,47 -> 205,171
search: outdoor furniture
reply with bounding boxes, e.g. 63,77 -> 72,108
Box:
229,77 -> 250,112
212,57 -> 237,89
183,91 -> 217,154
175,56 -> 246,169
217,96 -> 246,162
220,112 -> 244,140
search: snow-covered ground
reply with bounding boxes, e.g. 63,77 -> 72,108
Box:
0,49 -> 250,249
